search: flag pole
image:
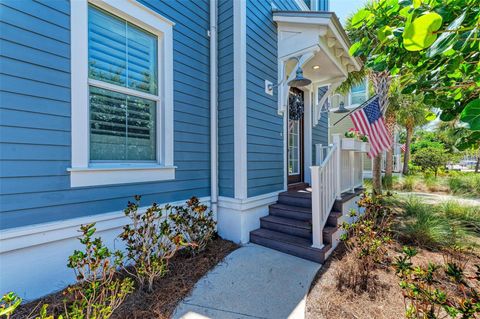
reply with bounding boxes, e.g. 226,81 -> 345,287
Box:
332,94 -> 378,126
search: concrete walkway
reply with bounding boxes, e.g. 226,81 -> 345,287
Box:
172,244 -> 321,319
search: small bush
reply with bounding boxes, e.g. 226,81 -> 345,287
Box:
394,246 -> 480,318
402,175 -> 417,191
396,198 -> 477,249
67,223 -> 134,319
337,194 -> 393,292
120,196 -> 188,292
0,292 -> 21,319
448,173 -> 480,197
412,147 -> 449,177
169,197 -> 216,254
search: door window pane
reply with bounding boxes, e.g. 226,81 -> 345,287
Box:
88,5 -> 158,95
288,120 -> 300,175
90,86 -> 156,161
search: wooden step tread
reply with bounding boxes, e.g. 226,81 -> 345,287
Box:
269,203 -> 312,214
261,215 -> 311,230
251,228 -> 315,249
279,190 -> 312,199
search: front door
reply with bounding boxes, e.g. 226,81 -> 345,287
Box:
287,88 -> 304,185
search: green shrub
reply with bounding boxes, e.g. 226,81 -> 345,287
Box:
0,292 -> 21,319
448,173 -> 480,197
67,223 -> 134,318
396,197 -> 477,249
120,196 -> 188,292
412,147 -> 449,177
402,175 -> 417,191
394,247 -> 480,319
169,197 -> 217,254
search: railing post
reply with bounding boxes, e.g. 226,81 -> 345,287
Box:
350,150 -> 355,193
332,134 -> 342,200
311,166 -> 323,249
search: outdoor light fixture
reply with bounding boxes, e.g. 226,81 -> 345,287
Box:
334,101 -> 349,113
266,56 -> 312,92
287,67 -> 312,87
312,65 -> 320,70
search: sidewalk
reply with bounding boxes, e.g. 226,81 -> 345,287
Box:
172,244 -> 321,319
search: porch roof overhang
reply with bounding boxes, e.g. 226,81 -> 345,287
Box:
273,11 -> 362,125
272,11 -> 362,74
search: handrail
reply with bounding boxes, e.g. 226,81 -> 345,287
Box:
310,143 -> 339,249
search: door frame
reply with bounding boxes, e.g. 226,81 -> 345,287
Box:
283,87 -> 313,189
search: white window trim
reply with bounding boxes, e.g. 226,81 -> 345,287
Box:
348,78 -> 369,107
69,0 -> 175,187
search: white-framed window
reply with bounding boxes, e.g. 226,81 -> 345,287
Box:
349,79 -> 368,106
69,0 -> 175,187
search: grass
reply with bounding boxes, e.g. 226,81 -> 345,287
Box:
394,196 -> 479,250
391,172 -> 479,197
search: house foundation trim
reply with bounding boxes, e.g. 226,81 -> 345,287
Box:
217,191 -> 281,244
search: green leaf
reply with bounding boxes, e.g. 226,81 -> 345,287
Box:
425,112 -> 436,121
349,42 -> 362,56
413,0 -> 422,8
460,99 -> 480,130
426,11 -> 465,57
350,9 -> 372,27
403,12 -> 443,51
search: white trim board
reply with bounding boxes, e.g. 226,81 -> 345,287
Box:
233,0 -> 247,200
69,0 -> 175,187
217,191 -> 280,244
0,196 -> 211,254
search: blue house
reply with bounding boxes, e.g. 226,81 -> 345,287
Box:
0,0 -> 365,300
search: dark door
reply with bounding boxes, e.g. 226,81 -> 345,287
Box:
287,88 -> 304,185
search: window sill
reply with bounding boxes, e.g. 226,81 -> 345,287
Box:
67,164 -> 176,187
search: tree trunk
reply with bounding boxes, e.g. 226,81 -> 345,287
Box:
369,71 -> 391,195
475,154 -> 479,173
372,155 -> 383,196
385,149 -> 393,189
403,125 -> 413,175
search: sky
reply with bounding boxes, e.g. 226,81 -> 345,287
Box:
330,0 -> 368,25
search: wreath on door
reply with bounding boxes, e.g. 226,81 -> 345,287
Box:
289,92 -> 304,120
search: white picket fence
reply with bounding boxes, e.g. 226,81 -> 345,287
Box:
311,134 -> 366,248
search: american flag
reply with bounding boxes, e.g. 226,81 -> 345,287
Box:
401,144 -> 406,153
350,97 -> 392,158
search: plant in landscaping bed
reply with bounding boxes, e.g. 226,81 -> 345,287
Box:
448,173 -> 480,197
169,197 -> 216,254
1,292 -> 21,319
396,197 -> 478,250
412,147 -> 449,178
120,196 -> 189,292
393,246 -> 480,319
66,223 -> 134,319
337,194 -> 393,292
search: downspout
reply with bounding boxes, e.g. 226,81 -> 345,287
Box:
210,0 -> 218,215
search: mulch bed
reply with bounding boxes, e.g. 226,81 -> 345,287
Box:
306,241 -> 480,319
13,237 -> 239,319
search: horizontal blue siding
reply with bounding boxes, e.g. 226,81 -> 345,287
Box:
0,0 -> 211,229
246,0 -> 300,197
217,0 -> 234,197
312,113 -> 329,164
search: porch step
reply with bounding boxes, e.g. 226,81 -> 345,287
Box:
269,203 -> 312,221
260,215 -> 311,239
250,228 -> 331,263
278,190 -> 312,208
326,211 -> 342,227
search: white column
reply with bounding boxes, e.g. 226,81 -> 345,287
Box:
332,134 -> 342,200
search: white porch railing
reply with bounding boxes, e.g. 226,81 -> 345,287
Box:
311,134 -> 367,248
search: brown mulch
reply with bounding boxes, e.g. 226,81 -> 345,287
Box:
306,241 -> 480,319
13,238 -> 239,319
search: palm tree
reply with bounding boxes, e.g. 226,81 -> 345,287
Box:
393,93 -> 432,175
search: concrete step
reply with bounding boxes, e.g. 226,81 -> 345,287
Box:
250,228 -> 330,263
260,215 -> 311,239
269,203 -> 312,221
